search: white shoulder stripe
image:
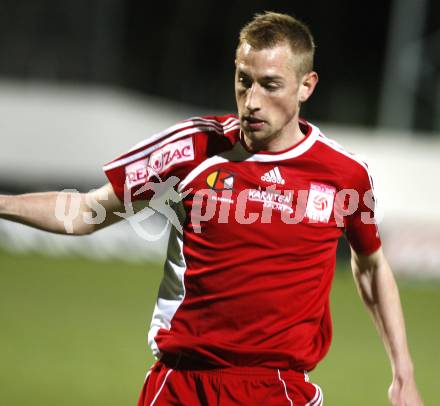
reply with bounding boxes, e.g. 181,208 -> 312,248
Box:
128,120 -> 193,152
188,116 -> 240,133
104,122 -> 237,171
185,116 -> 239,133
316,133 -> 369,173
223,119 -> 240,131
185,116 -> 240,133
224,124 -> 241,134
316,133 -> 376,191
104,126 -> 202,171
126,116 -> 238,155
189,116 -> 239,128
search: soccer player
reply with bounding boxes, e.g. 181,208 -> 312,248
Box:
0,12 -> 423,406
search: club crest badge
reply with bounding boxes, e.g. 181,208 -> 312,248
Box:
305,183 -> 336,223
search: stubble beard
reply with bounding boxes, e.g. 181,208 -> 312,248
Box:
241,125 -> 282,152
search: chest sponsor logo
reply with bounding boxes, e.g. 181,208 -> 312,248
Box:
248,188 -> 293,213
305,183 -> 336,223
206,170 -> 234,191
125,137 -> 194,188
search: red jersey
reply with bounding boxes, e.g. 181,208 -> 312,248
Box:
103,115 -> 381,372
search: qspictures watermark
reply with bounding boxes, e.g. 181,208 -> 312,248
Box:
54,179 -> 382,241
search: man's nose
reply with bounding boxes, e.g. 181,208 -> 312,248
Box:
245,85 -> 261,112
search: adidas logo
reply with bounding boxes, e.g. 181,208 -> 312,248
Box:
260,166 -> 285,185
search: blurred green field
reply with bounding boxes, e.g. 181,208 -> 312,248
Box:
0,249 -> 438,405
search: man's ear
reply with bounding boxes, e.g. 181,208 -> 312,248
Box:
298,71 -> 319,103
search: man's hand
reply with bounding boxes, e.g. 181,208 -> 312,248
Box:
388,374 -> 423,406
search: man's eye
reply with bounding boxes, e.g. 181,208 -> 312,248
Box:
238,77 -> 251,88
264,83 -> 280,91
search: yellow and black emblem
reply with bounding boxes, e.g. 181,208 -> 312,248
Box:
206,170 -> 234,191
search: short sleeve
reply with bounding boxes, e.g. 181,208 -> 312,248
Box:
344,163 -> 382,255
102,122 -> 196,202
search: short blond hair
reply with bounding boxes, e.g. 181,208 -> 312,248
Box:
238,12 -> 315,76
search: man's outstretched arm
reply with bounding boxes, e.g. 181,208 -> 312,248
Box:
0,183 -> 124,235
351,247 -> 423,406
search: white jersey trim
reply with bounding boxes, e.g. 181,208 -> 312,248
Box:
148,224 -> 187,359
149,368 -> 173,406
238,122 -> 319,162
305,383 -> 323,406
316,133 -> 370,173
188,116 -> 239,132
130,116 -> 237,153
316,132 -> 377,196
103,118 -> 239,172
178,155 -> 229,192
224,124 -> 241,134
178,122 -> 319,192
277,369 -> 294,406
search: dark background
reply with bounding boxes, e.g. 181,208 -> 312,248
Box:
0,0 -> 439,131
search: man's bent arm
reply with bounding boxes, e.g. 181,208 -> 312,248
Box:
0,183 -> 124,235
351,247 -> 423,406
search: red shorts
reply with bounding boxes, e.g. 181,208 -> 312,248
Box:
137,359 -> 323,406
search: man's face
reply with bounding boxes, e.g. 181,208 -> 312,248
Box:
235,41 -> 316,150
